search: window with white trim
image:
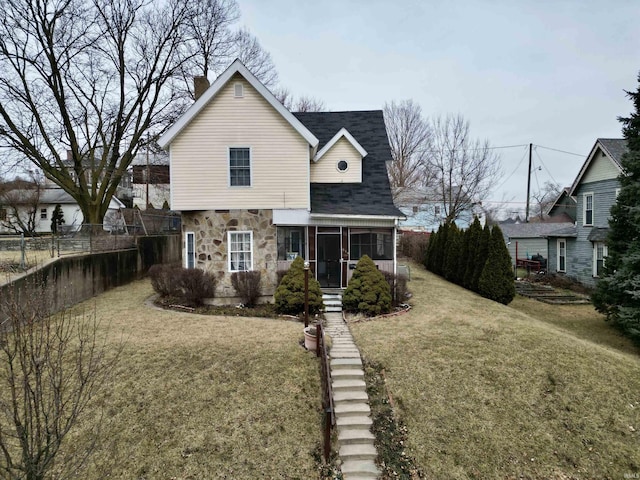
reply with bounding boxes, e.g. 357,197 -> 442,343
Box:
229,147 -> 251,187
557,238 -> 566,273
593,242 -> 608,277
40,208 -> 47,219
228,231 -> 253,272
185,232 -> 195,269
583,193 -> 593,226
234,82 -> 243,98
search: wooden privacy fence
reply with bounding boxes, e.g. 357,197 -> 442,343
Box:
316,323 -> 335,462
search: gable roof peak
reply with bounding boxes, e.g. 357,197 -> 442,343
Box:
313,127 -> 367,162
158,58 -> 318,149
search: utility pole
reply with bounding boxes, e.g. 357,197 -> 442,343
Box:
525,143 -> 532,223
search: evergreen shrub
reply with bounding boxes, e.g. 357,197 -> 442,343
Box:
343,255 -> 392,316
274,257 -> 323,315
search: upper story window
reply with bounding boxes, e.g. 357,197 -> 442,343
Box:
336,160 -> 349,172
583,193 -> 593,226
229,147 -> 251,187
234,82 -> 243,98
40,208 -> 47,219
434,205 -> 441,216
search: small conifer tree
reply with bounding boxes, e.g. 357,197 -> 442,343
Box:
343,255 -> 392,316
444,223 -> 461,284
471,223 -> 492,292
478,225 -> 516,305
50,203 -> 65,234
274,256 -> 323,315
462,217 -> 482,288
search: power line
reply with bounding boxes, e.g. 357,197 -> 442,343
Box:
534,144 -> 585,157
533,148 -> 560,186
422,143 -> 528,154
494,145 -> 529,191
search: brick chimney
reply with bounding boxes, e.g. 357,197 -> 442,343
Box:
194,76 -> 210,100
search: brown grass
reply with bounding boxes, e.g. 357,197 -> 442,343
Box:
351,263 -> 640,479
48,280 -> 321,479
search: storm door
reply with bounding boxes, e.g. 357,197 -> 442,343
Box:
317,233 -> 341,288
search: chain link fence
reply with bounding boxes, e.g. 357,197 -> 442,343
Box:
0,210 -> 180,271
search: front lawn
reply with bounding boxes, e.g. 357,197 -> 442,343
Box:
49,280 -> 321,479
351,263 -> 640,479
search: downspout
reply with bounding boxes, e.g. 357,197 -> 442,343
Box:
393,217 -> 398,276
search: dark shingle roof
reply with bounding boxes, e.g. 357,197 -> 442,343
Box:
500,222 -> 576,239
598,138 -> 628,168
293,111 -> 404,217
587,227 -> 609,242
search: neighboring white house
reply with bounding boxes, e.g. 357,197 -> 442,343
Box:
394,186 -> 481,233
0,186 -> 124,234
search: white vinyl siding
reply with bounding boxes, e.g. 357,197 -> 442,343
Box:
311,137 -> 362,183
228,231 -> 253,272
557,238 -> 566,273
583,193 -> 594,226
185,231 -> 195,269
170,74 -> 310,210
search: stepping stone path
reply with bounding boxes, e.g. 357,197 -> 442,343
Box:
322,292 -> 380,480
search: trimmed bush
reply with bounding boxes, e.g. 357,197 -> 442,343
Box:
274,257 -> 323,315
148,263 -> 181,297
343,255 -> 392,316
383,271 -> 409,307
177,268 -> 217,307
231,271 -> 262,307
471,223 -> 491,292
478,225 -> 516,305
444,223 -> 461,283
462,218 -> 482,288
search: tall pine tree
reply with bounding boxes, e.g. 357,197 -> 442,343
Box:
593,73 -> 640,342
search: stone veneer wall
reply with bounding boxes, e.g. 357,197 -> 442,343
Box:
182,209 -> 278,299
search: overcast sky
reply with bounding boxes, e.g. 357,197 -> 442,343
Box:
240,0 -> 640,217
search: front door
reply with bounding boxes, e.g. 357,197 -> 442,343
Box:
317,234 -> 341,288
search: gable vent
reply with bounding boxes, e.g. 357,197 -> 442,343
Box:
234,82 -> 243,98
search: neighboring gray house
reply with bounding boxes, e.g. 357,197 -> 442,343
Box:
500,221 -> 575,270
547,138 -> 626,287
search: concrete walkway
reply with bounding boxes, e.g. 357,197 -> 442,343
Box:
324,311 -> 380,480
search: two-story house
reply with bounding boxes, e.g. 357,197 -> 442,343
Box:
547,138 -> 627,286
393,186 -> 477,233
158,60 -> 405,301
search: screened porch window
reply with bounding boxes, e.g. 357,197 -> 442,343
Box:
350,229 -> 393,260
277,226 -> 306,261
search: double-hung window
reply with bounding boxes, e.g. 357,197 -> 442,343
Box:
583,193 -> 594,226
593,242 -> 607,277
557,238 -> 566,273
228,231 -> 253,272
229,147 -> 251,187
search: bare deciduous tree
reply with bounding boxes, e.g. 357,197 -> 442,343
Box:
529,180 -> 562,221
427,114 -> 502,224
273,87 -> 326,112
0,278 -> 120,480
0,172 -> 43,235
383,100 -> 433,194
0,0 -> 279,225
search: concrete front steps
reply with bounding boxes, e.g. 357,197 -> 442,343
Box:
323,291 -> 343,313
324,311 -> 380,480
